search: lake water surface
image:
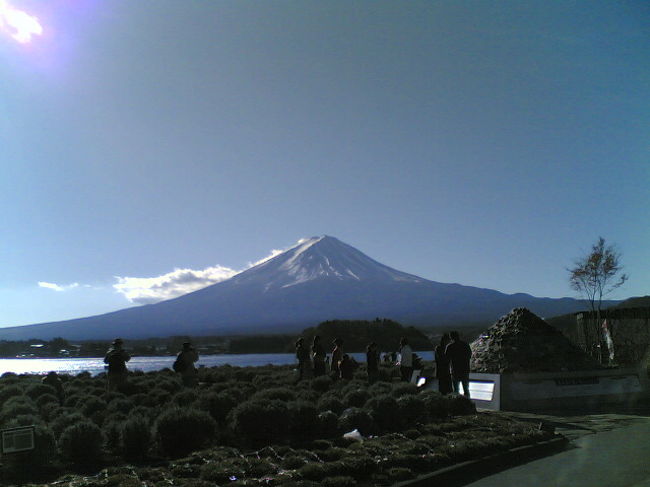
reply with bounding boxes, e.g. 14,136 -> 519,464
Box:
0,351 -> 434,376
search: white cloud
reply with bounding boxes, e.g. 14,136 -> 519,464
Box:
38,281 -> 79,292
112,239 -> 305,305
247,248 -> 284,268
113,265 -> 238,305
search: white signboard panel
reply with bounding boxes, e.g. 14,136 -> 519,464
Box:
1,426 -> 35,454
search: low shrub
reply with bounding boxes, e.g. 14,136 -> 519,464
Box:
447,394 -> 476,416
35,393 -> 59,409
385,467 -> 414,482
231,400 -> 289,444
390,383 -> 418,398
80,396 -> 107,417
282,455 -> 307,469
121,415 -> 152,461
419,390 -> 448,419
363,394 -> 399,431
58,420 -> 105,467
321,475 -> 357,487
154,407 -> 217,457
0,402 -> 39,425
339,454 -> 377,480
397,394 -> 427,426
0,385 -> 24,404
251,387 -> 296,403
343,389 -> 370,408
200,458 -> 247,483
338,408 -> 375,436
107,398 -> 135,414
298,462 -> 336,481
311,375 -> 333,393
317,395 -> 345,415
318,411 -> 340,438
173,390 -> 199,407
24,383 -> 57,400
199,391 -> 236,422
288,401 -> 320,439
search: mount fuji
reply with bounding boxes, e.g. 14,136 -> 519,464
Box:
1,236 -> 607,340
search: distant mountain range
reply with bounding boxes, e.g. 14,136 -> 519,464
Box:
0,236 -> 618,341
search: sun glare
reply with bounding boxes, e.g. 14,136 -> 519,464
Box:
0,0 -> 43,44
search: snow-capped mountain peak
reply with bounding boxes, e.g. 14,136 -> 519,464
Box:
231,235 -> 425,290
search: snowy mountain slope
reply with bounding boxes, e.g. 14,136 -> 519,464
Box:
0,236 -> 613,340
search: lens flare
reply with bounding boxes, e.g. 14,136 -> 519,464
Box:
0,0 -> 43,44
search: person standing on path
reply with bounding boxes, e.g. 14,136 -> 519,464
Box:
398,337 -> 413,382
104,338 -> 130,391
445,331 -> 472,397
366,342 -> 380,383
312,335 -> 326,377
434,333 -> 453,395
175,342 -> 199,387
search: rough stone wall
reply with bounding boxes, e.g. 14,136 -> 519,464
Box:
471,308 -> 601,374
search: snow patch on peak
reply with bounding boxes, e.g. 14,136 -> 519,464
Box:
232,235 -> 426,292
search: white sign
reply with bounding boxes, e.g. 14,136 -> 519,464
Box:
1,426 -> 35,454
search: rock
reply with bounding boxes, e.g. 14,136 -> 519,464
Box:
471,308 -> 601,373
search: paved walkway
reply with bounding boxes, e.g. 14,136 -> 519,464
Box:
466,414 -> 650,487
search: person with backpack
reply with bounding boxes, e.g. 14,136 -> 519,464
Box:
104,338 -> 130,391
174,342 -> 199,387
339,353 -> 358,380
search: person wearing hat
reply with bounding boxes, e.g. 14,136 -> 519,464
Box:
42,371 -> 64,404
331,338 -> 343,379
174,342 -> 199,387
104,338 -> 131,391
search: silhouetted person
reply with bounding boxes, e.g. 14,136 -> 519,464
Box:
339,353 -> 357,380
435,333 -> 453,395
398,337 -> 413,382
104,338 -> 130,391
42,371 -> 64,404
175,342 -> 199,387
331,338 -> 343,379
295,337 -> 312,380
446,331 -> 472,397
312,335 -> 326,377
366,342 -> 380,383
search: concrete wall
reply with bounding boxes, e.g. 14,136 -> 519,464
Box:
469,368 -> 647,412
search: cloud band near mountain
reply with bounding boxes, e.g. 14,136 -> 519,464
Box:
112,246 -> 288,304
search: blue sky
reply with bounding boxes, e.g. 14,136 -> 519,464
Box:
1,1 -> 648,327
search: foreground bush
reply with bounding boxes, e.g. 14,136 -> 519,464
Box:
231,399 -> 289,444
121,415 -> 152,461
154,407 -> 217,457
58,420 -> 105,467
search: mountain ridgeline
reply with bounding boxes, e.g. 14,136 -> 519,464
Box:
0,236 -> 616,340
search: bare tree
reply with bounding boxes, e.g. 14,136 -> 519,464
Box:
568,237 -> 628,362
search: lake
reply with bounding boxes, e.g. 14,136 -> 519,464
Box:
0,351 -> 434,376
